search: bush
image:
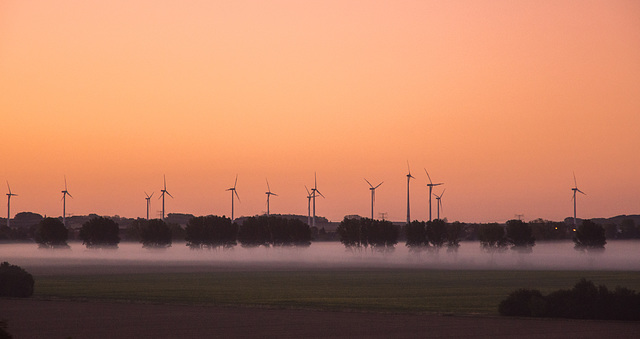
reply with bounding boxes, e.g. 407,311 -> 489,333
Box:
498,288 -> 545,317
0,320 -> 11,339
499,278 -> 640,321
0,262 -> 34,298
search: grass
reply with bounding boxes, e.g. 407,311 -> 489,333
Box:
34,269 -> 640,315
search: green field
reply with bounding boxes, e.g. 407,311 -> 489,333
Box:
34,269 -> 640,315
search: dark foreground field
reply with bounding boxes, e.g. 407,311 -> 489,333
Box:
2,267 -> 640,338
2,298 -> 640,338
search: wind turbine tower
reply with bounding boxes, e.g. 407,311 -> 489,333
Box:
364,179 -> 383,220
226,175 -> 240,221
424,169 -> 443,221
6,182 -> 17,228
434,189 -> 445,220
571,173 -> 586,231
406,162 -> 415,225
158,175 -> 173,221
61,176 -> 72,227
265,179 -> 277,216
305,186 -> 312,226
144,192 -> 154,220
310,173 -> 324,228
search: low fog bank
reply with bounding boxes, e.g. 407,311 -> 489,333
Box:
1,241 -> 639,274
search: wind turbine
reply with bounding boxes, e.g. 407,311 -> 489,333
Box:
6,181 -> 17,228
425,169 -> 444,221
364,179 -> 383,220
265,179 -> 277,216
310,173 -> 324,228
61,176 -> 72,227
226,175 -> 240,221
144,191 -> 154,220
571,173 -> 586,231
158,175 -> 173,220
305,186 -> 312,226
434,189 -> 445,220
406,162 -> 415,224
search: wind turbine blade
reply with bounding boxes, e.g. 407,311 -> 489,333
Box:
424,169 -> 433,185
314,172 -> 317,189
150,192 -> 154,198
164,175 -> 167,190
159,192 -> 164,200
67,192 -> 73,199
234,190 -> 240,202
266,178 -> 271,192
64,176 -> 68,191
305,185 -> 310,195
577,189 -> 586,195
364,178 -> 373,188
166,191 -> 173,198
374,182 -> 383,189
407,161 -> 412,176
6,181 -> 10,194
234,174 -> 238,189
573,172 -> 577,187
145,191 -> 150,198
441,189 -> 446,198
316,190 -> 325,198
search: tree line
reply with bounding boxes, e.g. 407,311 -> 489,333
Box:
15,213 -> 612,254
31,214 -> 312,250
334,217 -> 607,255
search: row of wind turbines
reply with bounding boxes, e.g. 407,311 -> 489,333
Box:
4,169 -> 587,229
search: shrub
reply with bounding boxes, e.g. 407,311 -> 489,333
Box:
499,278 -> 640,321
0,262 -> 34,298
499,288 -> 546,317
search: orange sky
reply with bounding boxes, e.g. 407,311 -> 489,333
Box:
1,1 -> 639,223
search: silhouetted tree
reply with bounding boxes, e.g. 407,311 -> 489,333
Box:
337,217 -> 363,250
573,219 -> 606,252
34,217 -> 69,248
505,219 -> 535,253
446,221 -> 465,252
404,221 -> 428,251
237,215 -> 311,247
529,219 -> 568,241
478,223 -> 507,255
0,262 -> 34,298
283,218 -> 312,247
339,217 -> 397,252
366,219 -> 398,251
185,215 -> 238,249
79,216 -> 120,249
426,219 -> 447,251
138,219 -> 172,248
237,216 -> 270,247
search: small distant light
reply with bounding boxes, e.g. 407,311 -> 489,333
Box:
554,227 -> 558,230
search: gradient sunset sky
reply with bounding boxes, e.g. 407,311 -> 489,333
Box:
1,1 -> 639,223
